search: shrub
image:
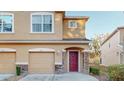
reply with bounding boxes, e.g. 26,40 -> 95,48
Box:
99,65 -> 108,75
108,64 -> 124,81
16,66 -> 21,76
89,66 -> 100,75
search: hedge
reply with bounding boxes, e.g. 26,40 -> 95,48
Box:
108,64 -> 124,81
16,66 -> 21,76
89,66 -> 100,75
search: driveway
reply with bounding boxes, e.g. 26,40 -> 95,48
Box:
20,72 -> 98,81
0,74 -> 14,81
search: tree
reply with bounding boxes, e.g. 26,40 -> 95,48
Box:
90,36 -> 100,58
89,33 -> 109,64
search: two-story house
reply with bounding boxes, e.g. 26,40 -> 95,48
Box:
101,27 -> 124,66
0,11 -> 90,74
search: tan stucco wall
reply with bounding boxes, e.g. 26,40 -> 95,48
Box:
0,11 -> 63,40
101,31 -> 120,66
63,19 -> 86,39
0,11 -> 87,41
0,43 -> 88,72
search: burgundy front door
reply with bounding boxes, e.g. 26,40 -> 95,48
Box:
69,51 -> 78,72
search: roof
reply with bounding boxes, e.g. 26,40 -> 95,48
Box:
101,26 -> 124,46
55,11 -> 89,21
64,16 -> 89,21
63,38 -> 90,41
0,40 -> 90,44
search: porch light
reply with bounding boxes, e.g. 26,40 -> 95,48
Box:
55,62 -> 63,65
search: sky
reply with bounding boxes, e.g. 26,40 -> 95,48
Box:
66,11 -> 124,39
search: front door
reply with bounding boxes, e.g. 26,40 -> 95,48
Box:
69,51 -> 78,72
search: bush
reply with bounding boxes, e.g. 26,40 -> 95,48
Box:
108,64 -> 124,81
16,66 -> 21,76
89,66 -> 100,75
99,65 -> 108,75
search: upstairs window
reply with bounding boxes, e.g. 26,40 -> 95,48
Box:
31,12 -> 54,33
0,13 -> 14,33
68,21 -> 77,28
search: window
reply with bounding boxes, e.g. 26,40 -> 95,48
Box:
68,21 -> 77,28
31,12 -> 54,33
109,43 -> 110,48
0,13 -> 14,33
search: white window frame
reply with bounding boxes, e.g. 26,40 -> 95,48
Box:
31,12 -> 54,33
0,13 -> 14,33
68,20 -> 77,28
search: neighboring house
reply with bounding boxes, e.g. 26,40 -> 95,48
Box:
0,11 -> 90,74
101,27 -> 124,66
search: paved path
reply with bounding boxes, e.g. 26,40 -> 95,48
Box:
20,72 -> 98,81
0,74 -> 14,81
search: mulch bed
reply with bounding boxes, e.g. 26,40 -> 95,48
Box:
90,74 -> 109,81
89,64 -> 109,81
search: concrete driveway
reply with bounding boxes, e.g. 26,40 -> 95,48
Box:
0,74 -> 14,81
20,72 -> 98,81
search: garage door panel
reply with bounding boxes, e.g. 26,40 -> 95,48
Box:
31,66 -> 53,70
0,62 -> 15,67
29,52 -> 54,74
30,64 -> 53,68
29,68 -> 54,73
0,53 -> 15,61
0,53 -> 16,74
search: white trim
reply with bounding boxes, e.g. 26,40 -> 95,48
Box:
29,48 -> 55,52
62,49 -> 66,52
30,12 -> 54,34
55,62 -> 63,65
67,50 -> 80,72
0,12 -> 14,33
0,48 -> 16,52
68,20 -> 77,28
16,62 -> 28,65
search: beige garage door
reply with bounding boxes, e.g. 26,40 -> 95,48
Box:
0,52 -> 16,74
29,52 -> 54,74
